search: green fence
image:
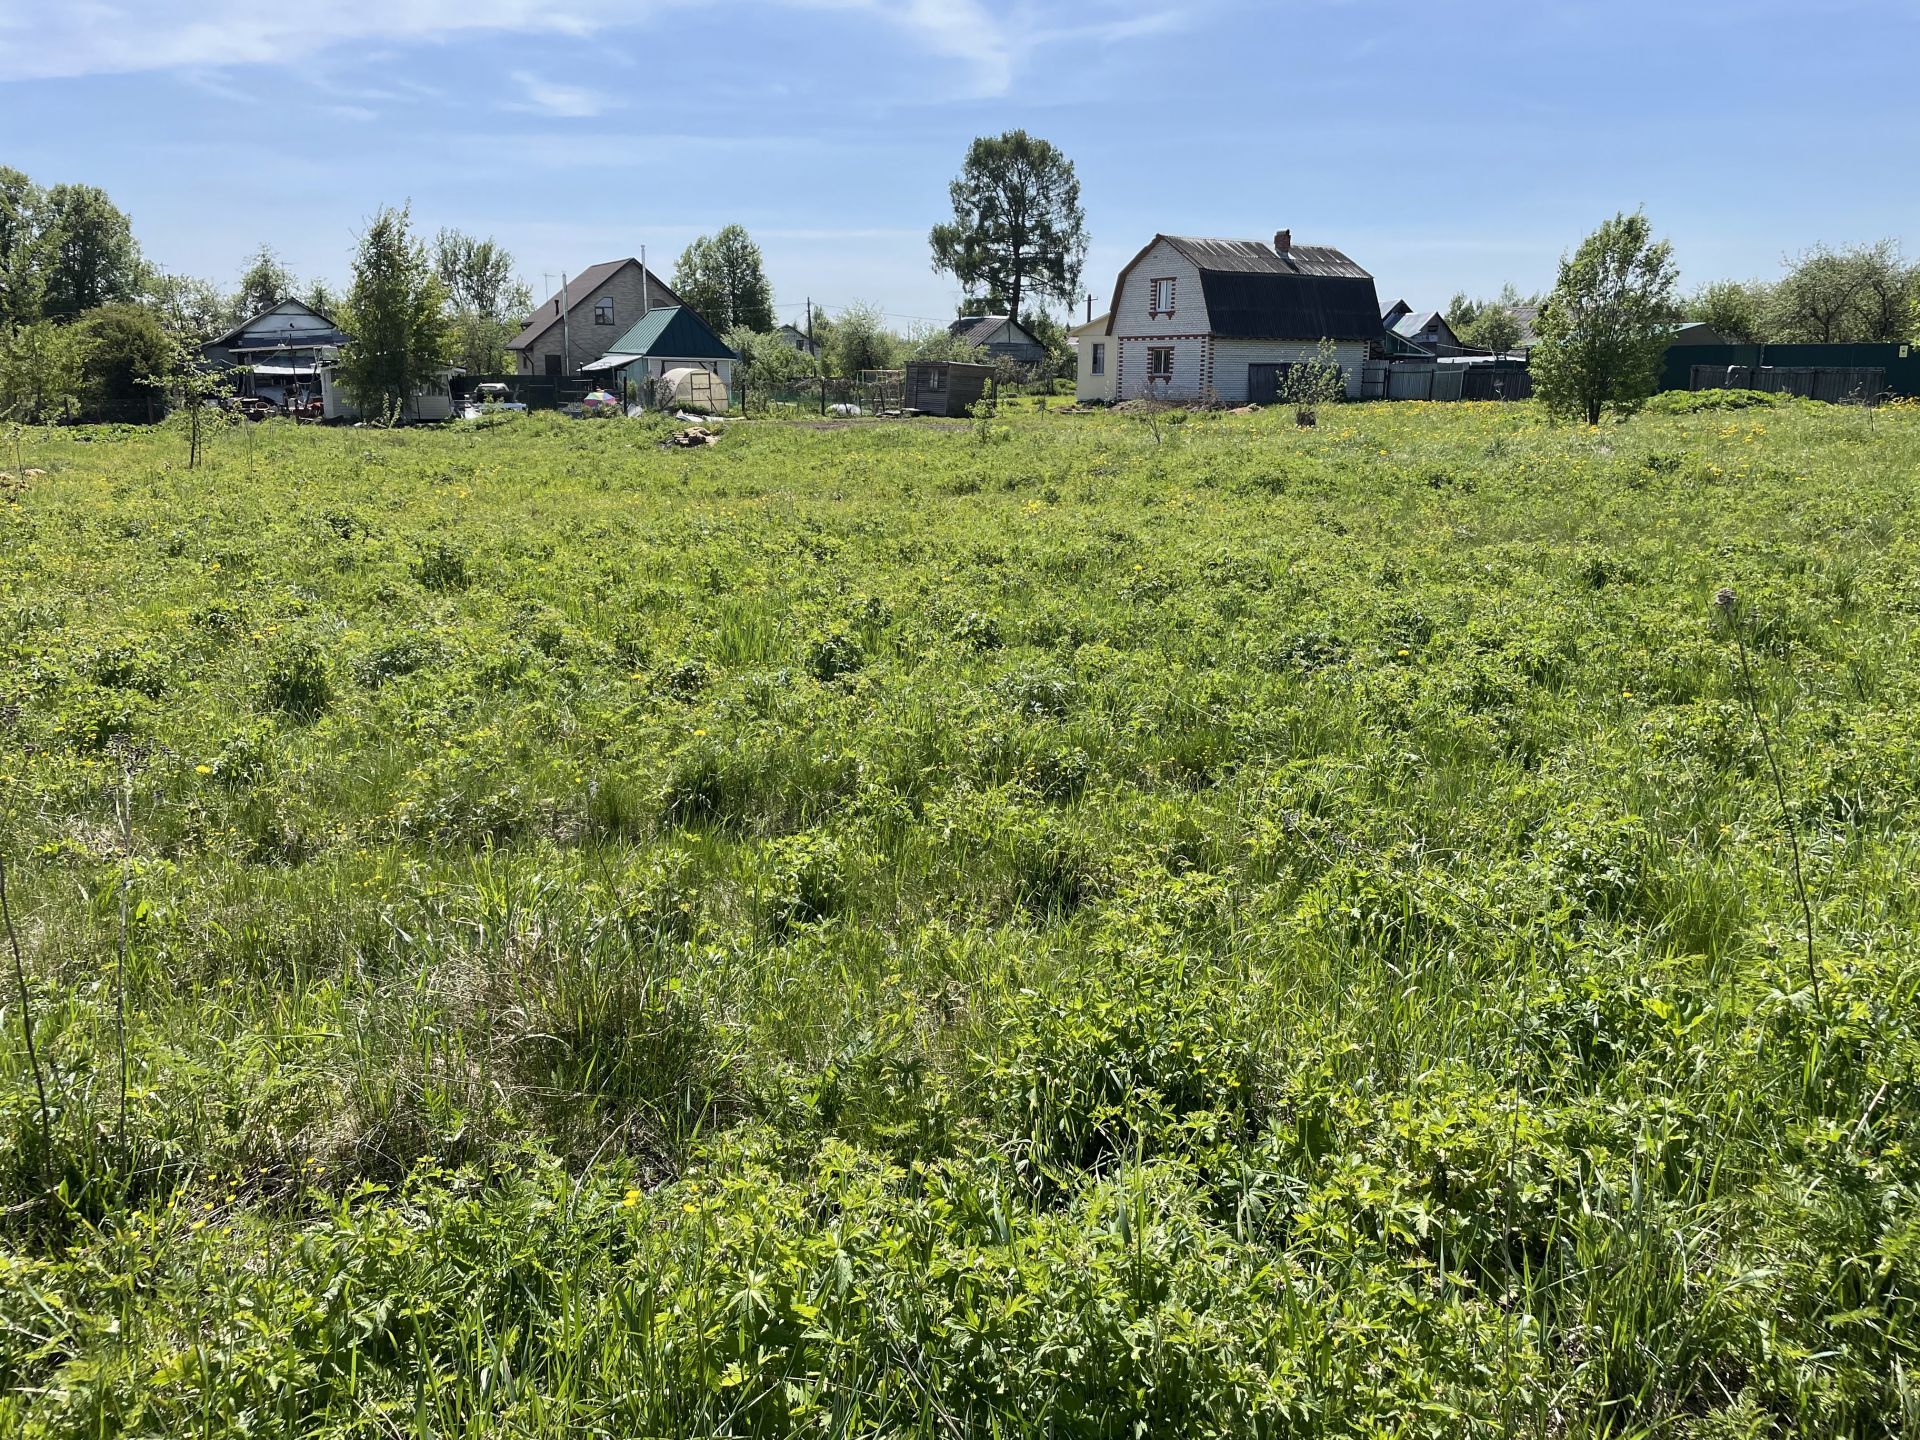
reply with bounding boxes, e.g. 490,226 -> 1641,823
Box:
1660,343 -> 1920,399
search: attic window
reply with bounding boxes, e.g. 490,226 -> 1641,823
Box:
1149,277 -> 1175,317
594,298 -> 615,326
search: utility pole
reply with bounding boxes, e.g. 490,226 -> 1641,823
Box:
560,271 -> 571,377
641,246 -> 650,316
1085,293 -> 1094,324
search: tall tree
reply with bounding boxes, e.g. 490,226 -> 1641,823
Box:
146,272 -> 231,346
672,225 -> 775,333
233,243 -> 297,321
39,183 -> 142,320
1686,279 -> 1771,344
334,205 -> 450,419
1767,241 -> 1918,343
1531,210 -> 1678,425
433,230 -> 532,375
0,167 -> 48,326
930,130 -> 1087,326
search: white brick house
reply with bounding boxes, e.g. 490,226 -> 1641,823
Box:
1103,232 -> 1382,404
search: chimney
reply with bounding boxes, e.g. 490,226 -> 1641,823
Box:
1274,229 -> 1292,255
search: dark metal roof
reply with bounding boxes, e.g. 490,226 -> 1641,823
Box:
1198,271 -> 1383,342
507,260 -> 684,351
1106,234 -> 1383,341
1162,236 -> 1371,280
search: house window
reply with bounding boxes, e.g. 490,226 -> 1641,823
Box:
1149,277 -> 1175,317
594,298 -> 615,326
1090,342 -> 1105,376
545,353 -> 563,377
926,368 -> 946,392
1147,346 -> 1174,381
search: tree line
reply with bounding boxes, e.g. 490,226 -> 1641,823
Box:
0,167 -> 534,422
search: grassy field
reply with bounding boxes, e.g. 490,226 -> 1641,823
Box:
2,395 -> 1918,1436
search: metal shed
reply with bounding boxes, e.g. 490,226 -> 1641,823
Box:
903,360 -> 993,417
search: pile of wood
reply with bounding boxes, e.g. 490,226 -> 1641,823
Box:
661,427 -> 719,448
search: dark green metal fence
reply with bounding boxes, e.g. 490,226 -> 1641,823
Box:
1660,343 -> 1920,399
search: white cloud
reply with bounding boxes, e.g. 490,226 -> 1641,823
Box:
0,0 -> 601,82
0,0 -> 1195,98
505,71 -> 617,118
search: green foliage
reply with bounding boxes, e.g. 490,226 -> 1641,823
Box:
74,301 -> 172,417
0,402 -> 1918,1435
0,317 -> 90,421
930,129 -> 1088,325
333,204 -> 450,419
433,229 -> 532,375
1767,239 -> 1919,343
819,301 -> 900,376
1686,278 -> 1771,344
36,181 -> 144,321
672,223 -> 776,333
1459,303 -> 1522,354
230,242 -> 297,322
1280,336 -> 1347,424
1532,209 -> 1680,424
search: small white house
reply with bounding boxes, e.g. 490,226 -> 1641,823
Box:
318,365 -> 460,422
1069,314 -> 1115,403
1102,231 -> 1383,404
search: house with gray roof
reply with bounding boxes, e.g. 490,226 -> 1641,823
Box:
947,314 -> 1048,366
507,258 -> 687,376
1102,231 -> 1382,403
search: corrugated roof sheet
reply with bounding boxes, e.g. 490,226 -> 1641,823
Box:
599,305 -> 736,361
1163,236 -> 1371,280
1199,271 -> 1383,342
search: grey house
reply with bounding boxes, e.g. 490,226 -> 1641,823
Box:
948,314 -> 1049,366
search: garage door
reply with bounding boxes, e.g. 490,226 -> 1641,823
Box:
1247,363 -> 1290,405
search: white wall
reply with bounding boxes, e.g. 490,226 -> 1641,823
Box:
1210,339 -> 1370,402
1118,336 -> 1209,401
1110,239 -> 1209,400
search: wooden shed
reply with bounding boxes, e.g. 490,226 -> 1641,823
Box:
903,360 -> 993,417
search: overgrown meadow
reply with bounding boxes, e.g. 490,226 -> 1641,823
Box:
3,395 -> 1919,1437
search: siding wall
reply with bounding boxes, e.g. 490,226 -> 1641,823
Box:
1111,240 -> 1209,400
516,266 -> 672,375
1211,339 -> 1369,402
1073,336 -> 1116,402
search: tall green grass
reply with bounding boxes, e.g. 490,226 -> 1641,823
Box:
2,401 -> 1919,1435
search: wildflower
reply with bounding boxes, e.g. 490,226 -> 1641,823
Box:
1396,647 -> 1409,657
622,1188 -> 642,1209
195,764 -> 211,774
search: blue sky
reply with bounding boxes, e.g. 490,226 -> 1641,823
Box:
1,0 -> 1915,331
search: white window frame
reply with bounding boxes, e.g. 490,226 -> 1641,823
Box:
1146,345 -> 1174,382
1148,277 -> 1176,318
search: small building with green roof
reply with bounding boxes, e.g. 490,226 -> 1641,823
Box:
579,304 -> 739,409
